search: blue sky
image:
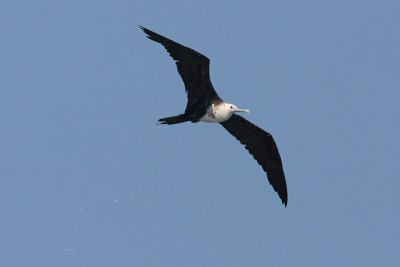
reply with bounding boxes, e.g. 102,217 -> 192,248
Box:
1,1 -> 399,266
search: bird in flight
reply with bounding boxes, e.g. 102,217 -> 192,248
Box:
140,26 -> 288,206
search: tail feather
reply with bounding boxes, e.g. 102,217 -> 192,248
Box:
158,114 -> 188,125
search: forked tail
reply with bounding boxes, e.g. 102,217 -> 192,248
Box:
158,114 -> 189,125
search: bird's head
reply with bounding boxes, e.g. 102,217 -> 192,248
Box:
226,103 -> 250,115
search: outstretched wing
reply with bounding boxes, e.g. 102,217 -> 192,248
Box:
140,26 -> 221,114
220,114 -> 288,206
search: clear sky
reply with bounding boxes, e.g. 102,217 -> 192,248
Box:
1,1 -> 399,266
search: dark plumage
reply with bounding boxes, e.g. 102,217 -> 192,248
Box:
140,25 -> 221,123
140,26 -> 288,206
220,115 -> 287,205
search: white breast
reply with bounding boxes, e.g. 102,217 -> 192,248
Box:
199,103 -> 233,123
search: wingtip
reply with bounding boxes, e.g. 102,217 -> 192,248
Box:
139,25 -> 157,41
282,196 -> 288,207
139,25 -> 151,34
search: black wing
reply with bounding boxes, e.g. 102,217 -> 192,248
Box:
220,114 -> 288,206
140,26 -> 221,115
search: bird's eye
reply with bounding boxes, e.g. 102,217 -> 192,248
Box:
230,106 -> 233,109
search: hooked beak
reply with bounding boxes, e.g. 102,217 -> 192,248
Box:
233,107 -> 250,114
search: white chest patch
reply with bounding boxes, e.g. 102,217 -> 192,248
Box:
199,103 -> 233,123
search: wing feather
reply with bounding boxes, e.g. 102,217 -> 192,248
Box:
139,26 -> 220,114
220,114 -> 288,206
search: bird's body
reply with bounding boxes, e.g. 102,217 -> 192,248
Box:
140,26 -> 288,206
200,102 -> 249,123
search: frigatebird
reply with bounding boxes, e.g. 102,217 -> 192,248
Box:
140,26 -> 288,206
